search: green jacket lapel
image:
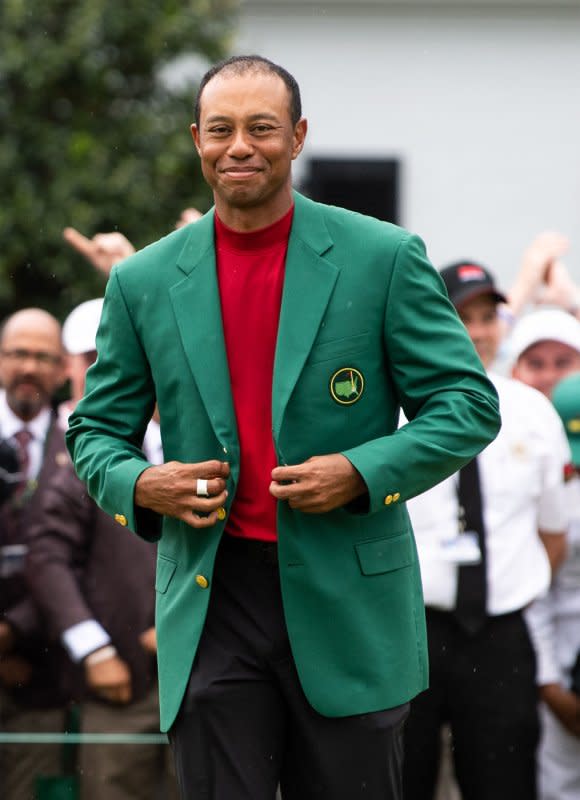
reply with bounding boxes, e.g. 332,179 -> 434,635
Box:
169,211 -> 238,449
272,193 -> 339,442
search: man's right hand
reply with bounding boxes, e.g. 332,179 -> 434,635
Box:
135,460 -> 230,528
85,652 -> 133,705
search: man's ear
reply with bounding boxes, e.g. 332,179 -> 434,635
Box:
190,124 -> 201,155
292,118 -> 308,160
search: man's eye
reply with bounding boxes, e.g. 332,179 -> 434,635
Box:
251,124 -> 273,134
209,126 -> 230,135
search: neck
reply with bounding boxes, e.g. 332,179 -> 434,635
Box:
215,187 -> 294,232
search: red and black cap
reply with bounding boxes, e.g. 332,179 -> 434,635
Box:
439,260 -> 507,310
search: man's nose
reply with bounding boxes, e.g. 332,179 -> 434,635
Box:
227,129 -> 254,157
20,353 -> 41,370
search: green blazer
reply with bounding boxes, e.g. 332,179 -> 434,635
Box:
67,191 -> 500,732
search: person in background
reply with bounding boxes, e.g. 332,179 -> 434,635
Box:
57,298 -> 103,428
507,309 -> 580,799
508,308 -> 580,399
403,261 -> 569,800
0,308 -> 69,800
527,371 -> 580,800
26,299 -> 177,800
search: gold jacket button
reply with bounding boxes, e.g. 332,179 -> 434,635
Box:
393,492 -> 401,502
384,495 -> 393,506
195,574 -> 209,589
216,507 -> 226,521
114,514 -> 128,526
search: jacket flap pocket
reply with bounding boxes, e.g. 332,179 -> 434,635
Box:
355,534 -> 412,576
155,555 -> 177,594
308,331 -> 370,365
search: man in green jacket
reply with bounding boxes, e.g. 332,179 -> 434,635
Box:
67,55 -> 500,799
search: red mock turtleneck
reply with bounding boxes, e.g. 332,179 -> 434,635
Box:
215,206 -> 294,541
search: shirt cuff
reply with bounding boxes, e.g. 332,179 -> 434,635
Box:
62,619 -> 111,663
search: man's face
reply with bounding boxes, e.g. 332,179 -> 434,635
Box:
457,294 -> 501,369
0,317 -> 65,421
191,70 -> 307,227
512,340 -> 580,398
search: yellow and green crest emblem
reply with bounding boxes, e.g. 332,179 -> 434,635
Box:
329,367 -> 365,405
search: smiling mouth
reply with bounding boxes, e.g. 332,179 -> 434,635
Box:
220,167 -> 262,177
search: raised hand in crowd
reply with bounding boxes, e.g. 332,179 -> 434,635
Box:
508,230 -> 577,315
63,227 -> 136,277
538,259 -> 580,316
64,207 -> 203,276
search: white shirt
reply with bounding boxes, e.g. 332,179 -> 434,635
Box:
0,389 -> 51,480
406,373 -> 570,616
143,418 -> 163,466
525,477 -> 580,686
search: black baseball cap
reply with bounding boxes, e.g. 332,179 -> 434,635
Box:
439,260 -> 507,310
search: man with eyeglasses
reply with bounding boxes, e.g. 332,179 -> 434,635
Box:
0,308 -> 70,800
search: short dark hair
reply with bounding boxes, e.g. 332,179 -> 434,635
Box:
194,55 -> 302,127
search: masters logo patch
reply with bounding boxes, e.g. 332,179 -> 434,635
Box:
330,367 -> 365,405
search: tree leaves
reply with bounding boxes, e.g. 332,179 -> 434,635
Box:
0,0 -> 234,317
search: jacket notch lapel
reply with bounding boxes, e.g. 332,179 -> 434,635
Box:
272,196 -> 338,442
170,216 -> 237,449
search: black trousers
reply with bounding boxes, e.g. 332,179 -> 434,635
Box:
403,607 -> 539,800
169,534 -> 409,800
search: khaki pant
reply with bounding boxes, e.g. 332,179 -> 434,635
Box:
0,690 -> 67,800
79,684 -> 178,800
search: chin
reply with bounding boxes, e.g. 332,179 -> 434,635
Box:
10,391 -> 45,420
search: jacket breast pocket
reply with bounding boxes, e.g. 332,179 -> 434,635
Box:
155,554 -> 177,594
307,331 -> 371,366
355,533 -> 413,576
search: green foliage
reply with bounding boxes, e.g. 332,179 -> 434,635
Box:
0,0 -> 235,319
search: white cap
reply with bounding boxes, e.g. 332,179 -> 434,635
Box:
507,308 -> 580,364
62,298 -> 104,355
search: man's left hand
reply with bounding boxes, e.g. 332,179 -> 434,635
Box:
270,454 -> 366,513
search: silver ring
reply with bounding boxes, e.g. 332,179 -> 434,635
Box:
196,478 -> 209,497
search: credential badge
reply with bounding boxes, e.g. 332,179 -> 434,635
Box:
330,367 -> 365,405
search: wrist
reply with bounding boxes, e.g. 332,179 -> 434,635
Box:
85,645 -> 117,666
134,464 -> 160,508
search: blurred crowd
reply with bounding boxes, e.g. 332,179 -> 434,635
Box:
0,210 -> 202,800
0,218 -> 579,800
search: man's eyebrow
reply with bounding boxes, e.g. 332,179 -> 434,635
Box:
204,112 -> 281,124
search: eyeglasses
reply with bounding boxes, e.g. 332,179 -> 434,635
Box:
0,349 -> 62,367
